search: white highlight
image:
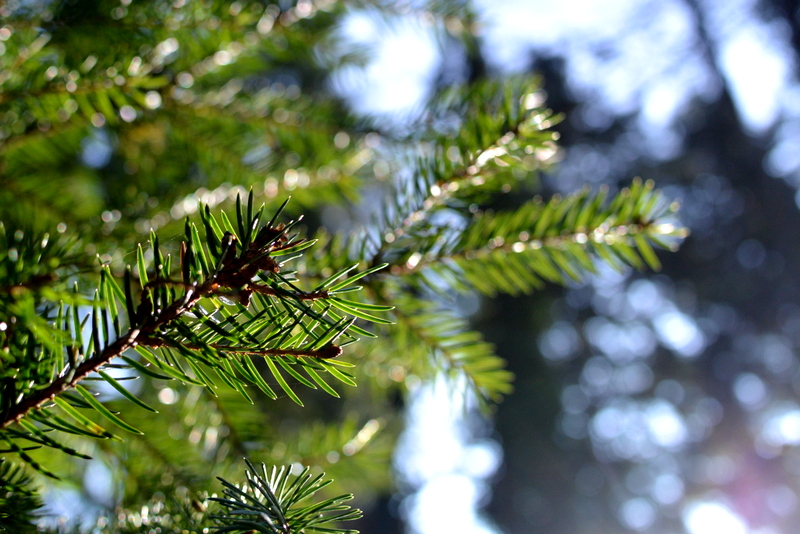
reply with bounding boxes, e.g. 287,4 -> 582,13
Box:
335,12 -> 439,116
395,380 -> 502,534
718,24 -> 790,133
654,310 -> 705,357
683,501 -> 747,534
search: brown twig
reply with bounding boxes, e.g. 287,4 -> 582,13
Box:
367,108 -> 539,272
248,283 -> 329,301
136,335 -> 342,360
0,277 -> 211,429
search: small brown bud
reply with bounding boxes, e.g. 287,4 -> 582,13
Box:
316,345 -> 343,359
220,232 -> 238,268
237,289 -> 252,307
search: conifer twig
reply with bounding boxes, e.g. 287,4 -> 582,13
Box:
0,233 -> 336,428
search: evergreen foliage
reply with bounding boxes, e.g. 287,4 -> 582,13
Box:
0,0 -> 685,531
0,461 -> 40,534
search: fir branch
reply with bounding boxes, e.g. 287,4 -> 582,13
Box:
138,336 -> 343,360
366,78 -> 558,271
0,460 -> 40,534
211,460 -> 362,534
248,283 -> 331,301
2,317 -> 150,429
387,292 -> 512,406
389,180 -> 685,295
0,203 -> 377,431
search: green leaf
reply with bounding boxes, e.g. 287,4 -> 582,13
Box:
634,233 -> 661,271
97,370 -> 158,413
316,264 -> 358,290
190,222 -> 211,276
75,385 -> 144,435
243,355 -> 278,400
134,347 -> 204,385
265,358 -> 303,406
327,297 -> 394,312
329,298 -> 394,324
276,358 -> 316,389
52,397 -> 121,441
120,355 -> 173,380
318,361 -> 357,387
329,263 -> 388,291
0,433 -> 59,480
16,419 -> 92,459
136,244 -> 149,289
304,366 -> 339,398
219,210 -> 239,240
271,239 -> 318,257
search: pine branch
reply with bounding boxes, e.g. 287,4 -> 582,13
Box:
366,78 -> 558,271
211,460 -> 362,534
0,460 -> 40,534
0,197 -> 389,477
281,83 -> 684,410
138,336 -> 344,360
381,290 -> 513,406
82,461 -> 363,534
1,280 -> 198,429
394,179 -> 685,294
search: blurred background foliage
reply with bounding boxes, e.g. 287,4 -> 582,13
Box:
465,1 -> 800,534
4,0 -> 799,533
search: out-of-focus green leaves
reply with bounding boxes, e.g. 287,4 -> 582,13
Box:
0,460 -> 41,534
